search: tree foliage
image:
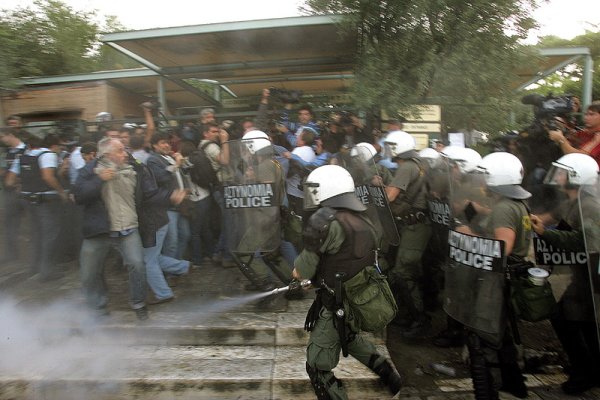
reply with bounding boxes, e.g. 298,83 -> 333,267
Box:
0,0 -> 138,88
529,30 -> 600,101
305,0 -> 540,133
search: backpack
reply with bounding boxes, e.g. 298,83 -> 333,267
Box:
188,142 -> 219,190
343,266 -> 398,333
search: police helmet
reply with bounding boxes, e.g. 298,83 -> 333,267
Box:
544,153 -> 599,187
95,112 -> 113,123
478,152 -> 531,199
383,130 -> 416,159
242,130 -> 271,155
418,147 -> 441,168
441,146 -> 482,173
303,165 -> 366,212
350,142 -> 377,162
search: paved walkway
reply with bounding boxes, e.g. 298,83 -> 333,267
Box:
1,255 -> 599,399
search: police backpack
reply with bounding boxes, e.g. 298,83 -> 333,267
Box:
343,266 -> 398,333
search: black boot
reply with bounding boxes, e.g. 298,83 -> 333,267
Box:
499,362 -> 528,398
371,357 -> 403,396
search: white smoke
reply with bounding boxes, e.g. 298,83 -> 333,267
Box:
0,297 -> 136,380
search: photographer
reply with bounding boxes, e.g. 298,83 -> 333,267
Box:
548,102 -> 600,167
277,100 -> 320,148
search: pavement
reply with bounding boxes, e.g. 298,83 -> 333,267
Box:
0,226 -> 599,399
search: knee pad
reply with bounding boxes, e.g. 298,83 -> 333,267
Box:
305,362 -> 341,400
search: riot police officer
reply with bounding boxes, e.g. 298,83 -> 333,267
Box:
383,130 -> 432,337
463,152 -> 532,399
292,165 -> 402,400
225,130 -> 292,291
531,153 -> 600,395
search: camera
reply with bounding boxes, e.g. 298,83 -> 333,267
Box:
521,93 -> 574,136
269,87 -> 303,104
518,93 -> 575,184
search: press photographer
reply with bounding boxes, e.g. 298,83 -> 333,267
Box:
518,93 -> 578,185
547,101 -> 600,168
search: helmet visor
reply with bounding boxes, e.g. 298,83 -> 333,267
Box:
302,181 -> 321,211
382,141 -> 396,159
544,162 -> 575,187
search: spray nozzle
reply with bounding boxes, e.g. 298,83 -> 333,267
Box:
270,279 -> 312,295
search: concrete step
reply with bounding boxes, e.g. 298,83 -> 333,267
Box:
0,344 -> 393,400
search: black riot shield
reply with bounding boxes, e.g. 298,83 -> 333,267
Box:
444,170 -> 507,336
222,138 -> 287,284
424,155 -> 452,256
579,178 -> 600,347
444,230 -> 507,335
345,146 -> 400,246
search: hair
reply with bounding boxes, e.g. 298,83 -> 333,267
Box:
202,121 -> 219,133
320,132 -> 340,153
298,104 -> 314,117
179,140 -> 196,157
80,141 -> 98,155
130,135 -> 145,150
587,101 -> 600,114
97,137 -> 120,158
200,108 -> 215,118
300,128 -> 316,147
150,132 -> 170,145
24,134 -> 43,149
42,133 -> 61,148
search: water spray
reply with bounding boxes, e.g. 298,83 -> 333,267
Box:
270,279 -> 312,295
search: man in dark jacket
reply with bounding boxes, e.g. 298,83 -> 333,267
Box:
73,137 -> 183,320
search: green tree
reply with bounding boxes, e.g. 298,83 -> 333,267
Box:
0,0 -> 138,88
305,0 -> 539,134
530,30 -> 600,102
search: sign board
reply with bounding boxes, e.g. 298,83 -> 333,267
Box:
410,133 -> 430,150
448,132 -> 465,147
403,122 -> 441,133
381,105 -> 441,122
404,105 -> 441,122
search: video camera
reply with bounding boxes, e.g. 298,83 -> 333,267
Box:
269,87 -> 303,104
521,93 -> 575,135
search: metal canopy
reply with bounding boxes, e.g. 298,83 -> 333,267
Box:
100,15 -> 357,111
515,47 -> 593,107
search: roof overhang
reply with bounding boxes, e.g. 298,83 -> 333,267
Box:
100,14 -> 357,109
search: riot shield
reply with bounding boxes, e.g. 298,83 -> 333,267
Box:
424,155 -> 452,257
579,178 -> 600,347
443,169 -> 507,335
345,146 -> 400,246
444,229 -> 506,334
221,138 -> 287,285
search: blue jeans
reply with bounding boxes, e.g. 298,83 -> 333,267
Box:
80,230 -> 147,310
190,196 -> 215,263
163,210 -> 191,259
143,224 -> 189,300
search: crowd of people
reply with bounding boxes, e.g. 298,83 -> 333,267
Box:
0,92 -> 599,399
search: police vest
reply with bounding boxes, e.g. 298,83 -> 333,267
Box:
317,210 -> 376,288
20,151 -> 53,193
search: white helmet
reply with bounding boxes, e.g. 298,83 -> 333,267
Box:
383,130 -> 416,159
419,147 -> 441,169
303,165 -> 366,211
441,146 -> 482,173
95,112 -> 113,123
544,153 -> 599,186
350,142 -> 377,162
478,152 -> 531,199
242,130 -> 271,155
